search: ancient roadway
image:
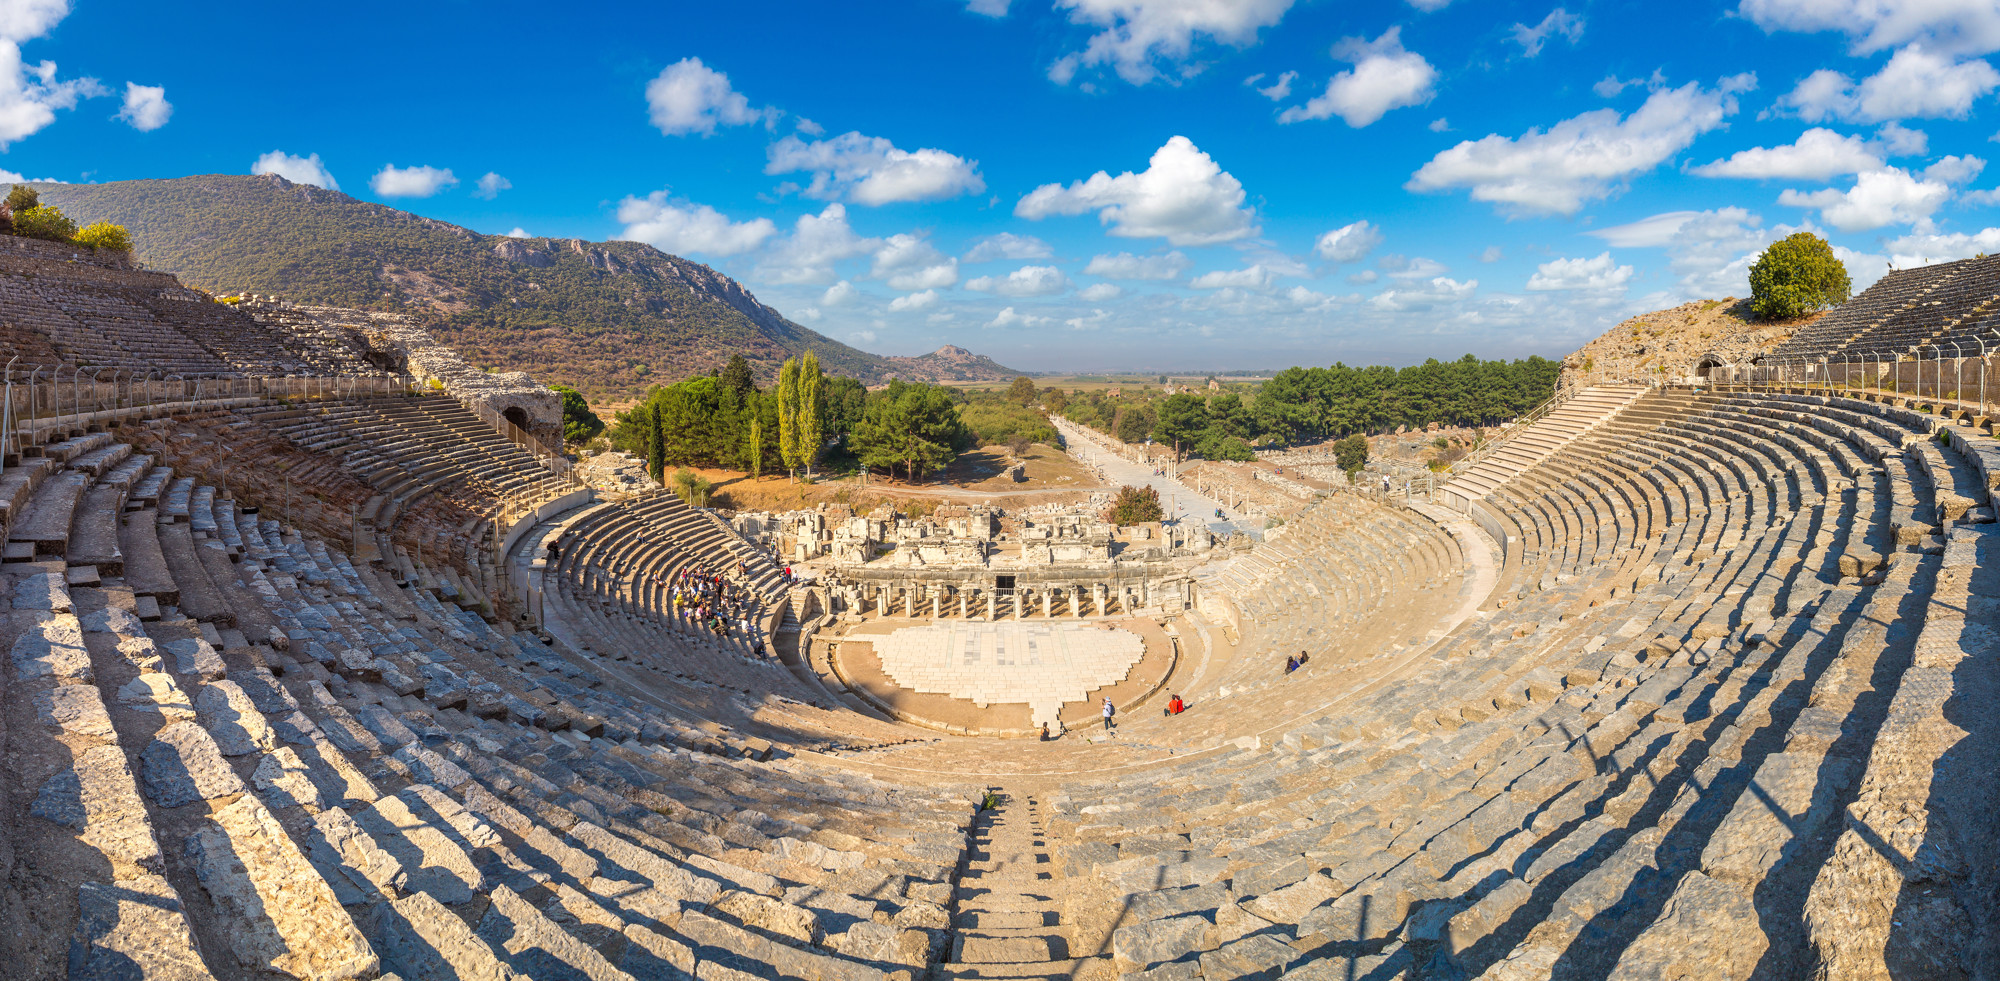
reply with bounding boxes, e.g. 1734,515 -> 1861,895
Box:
1051,417 -> 1234,527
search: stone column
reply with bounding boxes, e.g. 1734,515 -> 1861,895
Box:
1042,589 -> 1052,619
958,589 -> 968,618
1074,586 -> 1086,618
1094,583 -> 1107,617
987,589 -> 997,620
932,586 -> 943,619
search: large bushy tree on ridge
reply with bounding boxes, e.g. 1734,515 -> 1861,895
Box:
1749,232 -> 1851,320
849,380 -> 972,482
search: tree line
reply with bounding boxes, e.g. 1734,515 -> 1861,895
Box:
608,354 -> 979,483
1062,355 -> 1560,452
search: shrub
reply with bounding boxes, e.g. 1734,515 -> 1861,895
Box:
1196,431 -> 1255,461
1749,232 -> 1851,320
3,185 -> 37,214
1106,484 -> 1163,525
13,205 -> 77,243
1333,433 -> 1369,475
72,221 -> 133,252
671,468 -> 712,507
550,382 -> 605,445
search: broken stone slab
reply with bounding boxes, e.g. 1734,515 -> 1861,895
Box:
117,673 -> 198,720
32,682 -> 115,738
141,721 -> 247,808
68,875 -> 212,981
161,637 -> 226,680
13,571 -> 71,611
252,746 -> 328,812
1603,871 -> 1765,980
194,680 -> 276,756
475,884 -> 631,981
12,610 -> 90,681
32,744 -> 164,871
353,792 -> 488,904
1113,912 -> 1210,972
307,804 -> 407,906
712,890 -> 822,947
372,890 -> 522,981
185,793 -> 377,980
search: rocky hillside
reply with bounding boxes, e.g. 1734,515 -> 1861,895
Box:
884,344 -> 1020,382
1562,297 -> 1819,386
25,174 -> 1014,400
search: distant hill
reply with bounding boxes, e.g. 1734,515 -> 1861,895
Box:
884,344 -> 1022,382
27,174 -> 1020,401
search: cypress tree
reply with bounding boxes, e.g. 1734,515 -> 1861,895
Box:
799,351 -> 822,479
748,414 -> 763,478
648,402 -> 666,483
777,356 -> 801,480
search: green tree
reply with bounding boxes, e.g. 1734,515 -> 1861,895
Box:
1153,393 -> 1208,457
4,185 -> 38,215
73,221 -> 133,252
718,354 -> 756,403
1197,431 -> 1256,461
550,383 -> 604,445
670,468 -> 712,507
1114,404 -> 1156,444
1005,375 -> 1038,405
647,403 -> 666,482
1749,232 -> 1851,320
849,381 -> 971,482
748,414 -> 764,478
1107,485 -> 1164,524
777,356 -> 802,479
13,205 -> 77,242
1334,434 -> 1369,477
1042,387 -> 1069,414
799,350 -> 822,477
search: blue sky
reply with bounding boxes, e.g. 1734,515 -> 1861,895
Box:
10,0 -> 2000,371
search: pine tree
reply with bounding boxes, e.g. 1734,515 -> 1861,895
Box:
648,403 -> 666,483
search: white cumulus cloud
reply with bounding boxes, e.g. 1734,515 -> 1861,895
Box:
1048,0 -> 1295,85
1510,7 -> 1584,57
987,306 -> 1051,328
756,203 -> 883,284
646,56 -> 777,136
1079,282 -> 1123,300
1407,80 -> 1739,215
767,131 -> 984,205
1314,219 -> 1383,262
1886,226 -> 2000,265
615,192 -> 778,256
370,164 -> 458,198
967,264 -> 1069,297
872,233 -> 960,290
889,289 -> 940,311
821,281 -> 857,307
1016,136 -> 1256,245
1279,27 -> 1436,127
1778,166 -> 1952,230
1248,70 -> 1298,100
1190,264 -> 1277,290
251,150 -> 338,190
505,227 -> 530,239
1525,252 -> 1633,290
1740,0 -> 2000,56
1084,251 -> 1191,279
473,172 -> 511,200
1369,276 -> 1477,311
0,19 -> 105,149
1690,127 -> 1884,179
115,82 -> 168,131
963,232 -> 1054,262
1777,45 -> 2000,122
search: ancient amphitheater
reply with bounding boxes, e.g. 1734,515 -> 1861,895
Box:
0,232 -> 1994,981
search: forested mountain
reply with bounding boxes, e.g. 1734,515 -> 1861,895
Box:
27,174 -> 1016,400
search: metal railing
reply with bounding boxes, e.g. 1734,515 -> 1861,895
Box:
1445,378 -> 1584,479
1705,330 -> 2000,419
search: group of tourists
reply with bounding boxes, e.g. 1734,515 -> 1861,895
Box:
1285,650 -> 1311,674
661,566 -> 757,643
